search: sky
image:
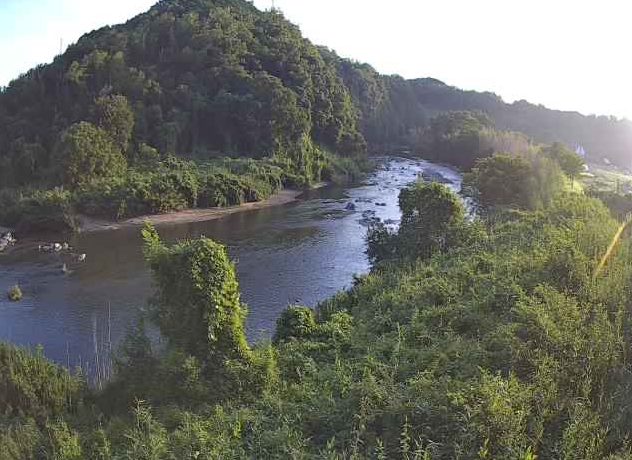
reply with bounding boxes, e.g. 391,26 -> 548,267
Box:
1,0 -> 631,120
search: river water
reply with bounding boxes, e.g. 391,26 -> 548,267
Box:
0,157 -> 461,375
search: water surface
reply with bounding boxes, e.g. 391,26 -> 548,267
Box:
0,157 -> 462,374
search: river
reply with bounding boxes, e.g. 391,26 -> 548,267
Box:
0,157 -> 462,376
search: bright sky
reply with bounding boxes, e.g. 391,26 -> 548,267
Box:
1,0 -> 631,120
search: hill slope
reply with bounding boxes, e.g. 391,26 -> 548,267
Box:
335,59 -> 632,166
0,0 -> 365,188
1,0 -> 631,191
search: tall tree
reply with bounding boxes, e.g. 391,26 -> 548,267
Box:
54,122 -> 126,188
93,95 -> 135,154
544,142 -> 585,180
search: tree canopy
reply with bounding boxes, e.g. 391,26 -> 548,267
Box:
463,152 -> 565,210
54,121 -> 127,187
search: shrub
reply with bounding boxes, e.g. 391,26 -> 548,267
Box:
368,181 -> 468,264
0,188 -> 77,234
0,417 -> 42,460
274,306 -> 317,343
0,344 -> 83,420
44,420 -> 83,460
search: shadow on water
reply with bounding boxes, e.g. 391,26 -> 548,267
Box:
0,157 -> 462,377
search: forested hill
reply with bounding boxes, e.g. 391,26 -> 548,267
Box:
336,61 -> 632,166
1,0 -> 632,190
0,0 -> 366,188
404,77 -> 632,166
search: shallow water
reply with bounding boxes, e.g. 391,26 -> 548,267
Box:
0,157 -> 462,375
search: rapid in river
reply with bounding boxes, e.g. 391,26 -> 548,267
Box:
0,157 -> 462,377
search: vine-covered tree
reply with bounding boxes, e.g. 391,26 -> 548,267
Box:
141,223 -> 251,367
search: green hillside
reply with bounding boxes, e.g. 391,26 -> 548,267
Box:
1,0 -> 631,195
0,0 -> 366,190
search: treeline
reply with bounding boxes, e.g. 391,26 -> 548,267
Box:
401,110 -> 586,213
411,78 -> 632,168
2,147 -> 632,458
336,60 -> 632,167
0,151 -> 364,234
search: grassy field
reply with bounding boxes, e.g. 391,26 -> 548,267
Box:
582,164 -> 632,192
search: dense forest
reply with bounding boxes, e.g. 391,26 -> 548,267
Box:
0,0 -> 369,187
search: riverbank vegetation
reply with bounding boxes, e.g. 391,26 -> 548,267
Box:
2,145 -> 632,458
1,0 -> 631,235
0,148 -> 368,234
0,0 -> 626,236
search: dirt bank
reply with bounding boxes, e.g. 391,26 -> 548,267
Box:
77,189 -> 305,233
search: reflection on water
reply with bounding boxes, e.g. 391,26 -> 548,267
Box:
0,157 -> 462,373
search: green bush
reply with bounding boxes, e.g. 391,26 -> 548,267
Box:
44,420 -> 83,460
0,418 -> 42,460
463,152 -> 565,211
367,181 -> 468,264
0,344 -> 83,420
274,306 -> 317,344
0,188 -> 77,234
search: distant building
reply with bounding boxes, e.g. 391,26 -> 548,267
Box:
575,144 -> 586,157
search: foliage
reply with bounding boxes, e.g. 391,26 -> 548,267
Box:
2,181 -> 632,458
2,0 -> 632,457
273,306 -> 317,344
54,121 -> 127,188
142,223 -> 251,364
416,111 -> 495,169
0,418 -> 42,460
411,111 -> 534,170
0,149 -> 365,230
93,94 -> 135,154
589,190 -> 632,220
0,344 -> 83,421
0,0 -> 366,191
463,152 -> 565,210
0,188 -> 77,234
543,142 -> 585,179
44,420 -> 83,460
367,181 -> 471,264
122,402 -> 168,460
378,77 -> 632,168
